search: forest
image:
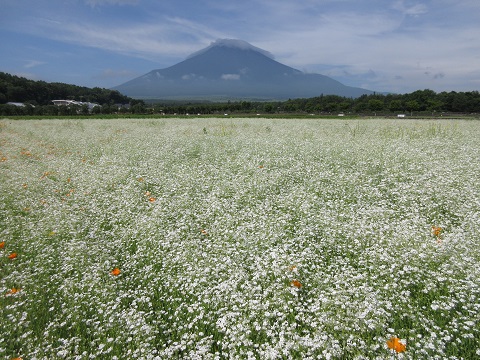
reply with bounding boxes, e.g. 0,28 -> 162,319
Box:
0,72 -> 138,116
1,71 -> 480,116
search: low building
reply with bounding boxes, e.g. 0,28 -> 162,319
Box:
7,102 -> 26,107
52,100 -> 80,106
52,100 -> 99,111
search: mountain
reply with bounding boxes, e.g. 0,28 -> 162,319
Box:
113,39 -> 374,100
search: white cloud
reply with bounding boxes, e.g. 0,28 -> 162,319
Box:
248,2 -> 480,92
182,74 -> 203,80
96,68 -> 138,79
391,1 -> 428,16
24,60 -> 45,68
26,14 -> 229,62
85,0 -> 139,6
221,74 -> 240,80
188,39 -> 274,59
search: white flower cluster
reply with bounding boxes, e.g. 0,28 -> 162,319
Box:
0,118 -> 479,359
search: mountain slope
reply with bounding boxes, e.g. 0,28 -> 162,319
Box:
113,39 -> 373,100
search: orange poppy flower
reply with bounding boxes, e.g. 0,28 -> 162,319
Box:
386,337 -> 406,353
258,165 -> 264,169
6,288 -> 20,296
0,241 -> 5,249
148,197 -> 156,202
200,229 -> 208,236
110,268 -> 121,276
11,357 -> 22,360
8,252 -> 17,260
431,226 -> 442,237
291,280 -> 302,288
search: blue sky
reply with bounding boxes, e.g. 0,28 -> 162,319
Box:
1,0 -> 479,94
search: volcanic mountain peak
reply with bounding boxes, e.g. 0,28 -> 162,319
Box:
187,39 -> 275,60
114,39 -> 374,100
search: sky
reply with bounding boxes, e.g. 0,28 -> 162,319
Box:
1,0 -> 480,94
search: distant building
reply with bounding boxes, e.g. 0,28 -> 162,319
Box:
52,100 -> 99,111
7,102 -> 26,107
397,114 -> 406,118
52,100 -> 80,106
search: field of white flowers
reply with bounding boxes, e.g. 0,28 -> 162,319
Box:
0,117 -> 479,359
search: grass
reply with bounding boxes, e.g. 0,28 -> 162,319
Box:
1,118 -> 479,359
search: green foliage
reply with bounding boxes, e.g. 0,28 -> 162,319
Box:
368,99 -> 384,114
0,72 -> 133,105
2,71 -> 480,117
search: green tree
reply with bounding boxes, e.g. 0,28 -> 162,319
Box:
91,105 -> 102,115
426,99 -> 443,114
324,102 -> 338,113
131,103 -> 146,114
240,101 -> 252,112
405,100 -> 420,116
408,89 -> 436,111
389,100 -> 403,113
338,101 -> 352,112
264,104 -> 274,113
368,99 -> 384,115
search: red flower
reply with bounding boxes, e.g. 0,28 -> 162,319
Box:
110,268 -> 121,276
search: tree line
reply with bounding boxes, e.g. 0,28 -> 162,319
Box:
0,72 -> 139,116
1,72 -> 480,116
145,90 -> 480,116
279,90 -> 480,115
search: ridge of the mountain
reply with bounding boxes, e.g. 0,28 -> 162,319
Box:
113,39 -> 374,100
